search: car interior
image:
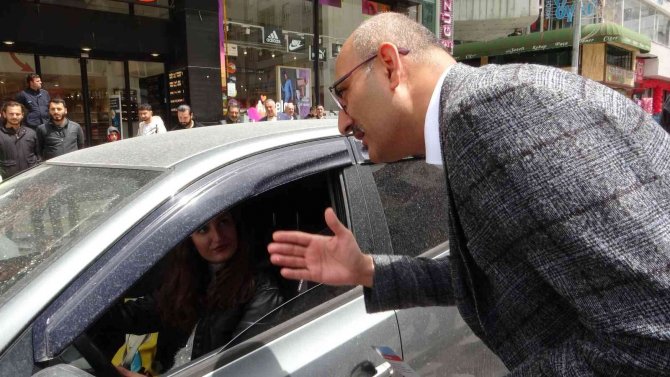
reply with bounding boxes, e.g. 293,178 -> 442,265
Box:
43,170 -> 352,376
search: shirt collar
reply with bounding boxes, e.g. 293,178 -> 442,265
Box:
424,65 -> 453,165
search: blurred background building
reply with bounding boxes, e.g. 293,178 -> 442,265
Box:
0,0 -> 431,143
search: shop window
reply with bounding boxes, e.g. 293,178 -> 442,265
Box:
606,45 -> 633,70
603,0 -> 624,24
655,13 -> 670,46
640,4 -> 656,40
0,53 -> 36,103
39,56 -> 85,128
623,0 -> 642,33
129,61 -> 166,135
86,60 -> 125,146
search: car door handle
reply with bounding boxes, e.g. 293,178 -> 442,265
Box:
372,362 -> 392,377
350,360 -> 392,377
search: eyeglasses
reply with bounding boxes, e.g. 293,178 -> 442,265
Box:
328,47 -> 410,114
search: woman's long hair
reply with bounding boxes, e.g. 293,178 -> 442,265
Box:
156,212 -> 256,333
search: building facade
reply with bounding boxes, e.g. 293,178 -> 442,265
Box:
453,0 -> 670,122
0,0 -> 433,146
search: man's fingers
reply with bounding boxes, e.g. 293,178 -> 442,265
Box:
269,254 -> 307,269
272,230 -> 323,246
324,207 -> 348,237
279,267 -> 312,281
267,242 -> 308,257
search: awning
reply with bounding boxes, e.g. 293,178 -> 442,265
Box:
453,23 -> 651,61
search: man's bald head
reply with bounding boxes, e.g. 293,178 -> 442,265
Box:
350,13 -> 443,62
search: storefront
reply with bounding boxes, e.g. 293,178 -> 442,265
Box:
1,0 -> 433,145
453,23 -> 651,95
215,0 -> 426,121
0,0 -> 171,145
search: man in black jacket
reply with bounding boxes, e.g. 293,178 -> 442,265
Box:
170,104 -> 206,131
16,73 -> 50,131
0,101 -> 40,179
37,98 -> 85,160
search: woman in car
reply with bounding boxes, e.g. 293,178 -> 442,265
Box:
99,210 -> 283,375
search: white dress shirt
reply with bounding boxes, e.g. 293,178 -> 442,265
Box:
423,66 -> 453,165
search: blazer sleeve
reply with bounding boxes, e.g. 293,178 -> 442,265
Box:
364,254 -> 455,313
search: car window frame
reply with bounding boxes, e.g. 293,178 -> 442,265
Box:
31,137 -> 356,363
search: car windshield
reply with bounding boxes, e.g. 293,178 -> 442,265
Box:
0,164 -> 162,304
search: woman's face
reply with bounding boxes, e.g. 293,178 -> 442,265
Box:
191,212 -> 238,264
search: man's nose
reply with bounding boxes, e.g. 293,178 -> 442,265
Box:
337,110 -> 354,136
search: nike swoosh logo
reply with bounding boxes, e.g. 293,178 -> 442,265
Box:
288,40 -> 304,51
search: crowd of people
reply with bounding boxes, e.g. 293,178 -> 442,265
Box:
226,98 -> 327,123
0,72 -> 331,182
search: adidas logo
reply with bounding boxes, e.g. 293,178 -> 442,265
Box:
288,39 -> 304,51
266,30 -> 281,44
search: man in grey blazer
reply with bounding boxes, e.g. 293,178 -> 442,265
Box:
268,13 -> 670,376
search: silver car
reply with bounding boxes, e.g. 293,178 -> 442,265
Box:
0,120 -> 507,376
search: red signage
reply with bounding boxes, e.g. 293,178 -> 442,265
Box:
635,58 -> 645,84
440,0 -> 454,54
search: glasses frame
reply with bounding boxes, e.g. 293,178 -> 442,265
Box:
328,47 -> 410,114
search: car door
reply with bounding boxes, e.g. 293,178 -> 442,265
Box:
352,139 -> 509,376
173,141 -> 401,377
14,136 -> 401,377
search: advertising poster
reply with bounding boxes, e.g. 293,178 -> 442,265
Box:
276,66 -> 312,119
109,94 -> 123,139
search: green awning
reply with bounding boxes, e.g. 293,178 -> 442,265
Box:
453,23 -> 651,61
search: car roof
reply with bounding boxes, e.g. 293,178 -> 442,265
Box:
47,120 -> 341,171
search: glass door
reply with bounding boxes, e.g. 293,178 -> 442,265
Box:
0,52 -> 36,103
87,59 -> 125,145
39,56 -> 84,132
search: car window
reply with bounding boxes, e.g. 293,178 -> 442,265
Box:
0,165 -> 161,304
368,159 -> 449,257
80,170 -> 356,376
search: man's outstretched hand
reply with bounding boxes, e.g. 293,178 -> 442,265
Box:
267,208 -> 374,287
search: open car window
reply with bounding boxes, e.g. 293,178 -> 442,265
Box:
71,169 -> 355,376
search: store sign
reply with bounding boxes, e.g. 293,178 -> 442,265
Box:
332,43 -> 343,58
635,58 -> 645,83
309,46 -> 327,61
225,43 -> 238,57
552,0 -> 598,22
264,26 -> 284,46
440,0 -> 454,54
287,36 -> 306,52
605,65 -> 634,87
109,95 -> 123,138
168,69 -> 188,115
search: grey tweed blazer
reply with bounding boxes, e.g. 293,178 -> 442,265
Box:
364,63 -> 670,376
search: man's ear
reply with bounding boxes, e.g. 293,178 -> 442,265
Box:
377,43 -> 403,90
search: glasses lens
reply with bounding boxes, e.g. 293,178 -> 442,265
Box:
329,89 -> 344,111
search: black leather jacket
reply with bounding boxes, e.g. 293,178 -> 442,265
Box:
36,119 -> 85,160
100,271 -> 283,372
